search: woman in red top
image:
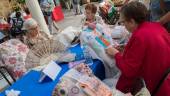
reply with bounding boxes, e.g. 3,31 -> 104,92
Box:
106,1 -> 170,95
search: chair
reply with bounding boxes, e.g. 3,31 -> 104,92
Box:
0,66 -> 15,86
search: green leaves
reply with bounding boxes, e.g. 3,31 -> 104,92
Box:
16,0 -> 25,4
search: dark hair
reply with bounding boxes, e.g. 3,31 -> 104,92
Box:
16,11 -> 21,18
121,1 -> 148,24
24,8 -> 30,15
85,3 -> 97,14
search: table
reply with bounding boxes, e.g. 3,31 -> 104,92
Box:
0,44 -> 105,96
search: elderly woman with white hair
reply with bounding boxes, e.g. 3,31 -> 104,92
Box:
22,18 -> 49,47
0,19 -> 50,79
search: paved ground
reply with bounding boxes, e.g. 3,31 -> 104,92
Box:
56,10 -> 83,30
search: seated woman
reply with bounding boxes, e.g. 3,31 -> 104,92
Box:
22,18 -> 49,47
0,19 -> 49,79
106,1 -> 170,95
10,11 -> 24,38
81,3 -> 104,29
72,3 -> 106,44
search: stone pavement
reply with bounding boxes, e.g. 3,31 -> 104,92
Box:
56,9 -> 83,30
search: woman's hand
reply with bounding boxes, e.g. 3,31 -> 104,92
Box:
84,21 -> 96,29
106,46 -> 119,57
85,21 -> 90,25
88,23 -> 96,29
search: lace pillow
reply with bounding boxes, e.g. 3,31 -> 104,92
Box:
0,39 -> 29,79
52,63 -> 113,96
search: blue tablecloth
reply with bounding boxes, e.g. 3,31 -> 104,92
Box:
0,44 -> 105,96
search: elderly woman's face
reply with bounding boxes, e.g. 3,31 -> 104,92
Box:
120,13 -> 137,33
85,9 -> 95,20
26,25 -> 39,38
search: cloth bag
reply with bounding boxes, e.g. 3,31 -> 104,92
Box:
53,26 -> 80,48
52,5 -> 64,22
111,25 -> 130,44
